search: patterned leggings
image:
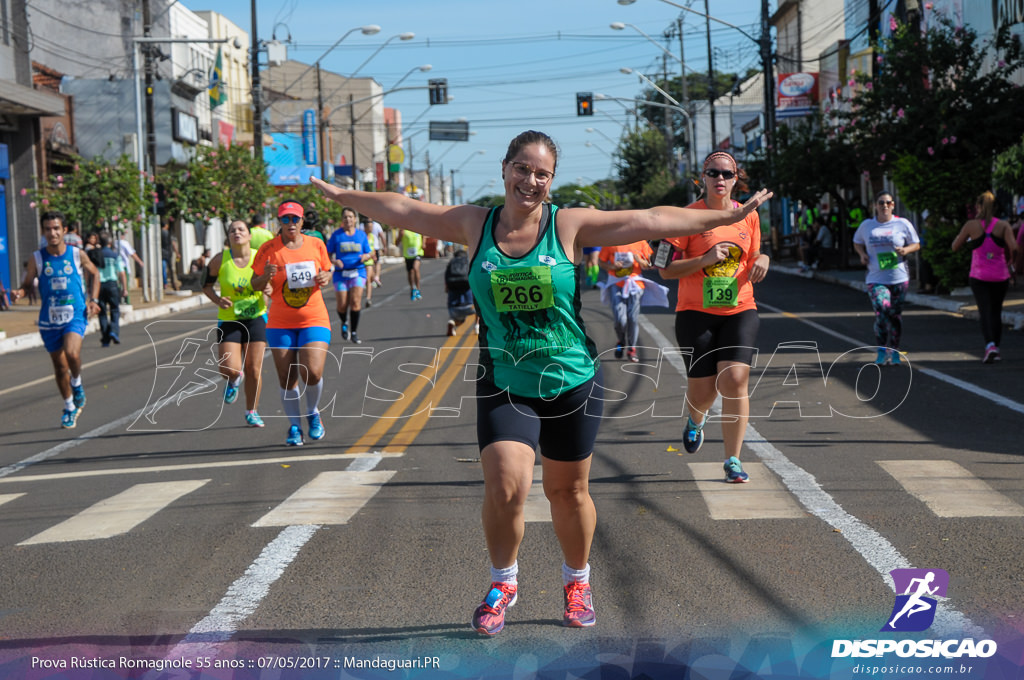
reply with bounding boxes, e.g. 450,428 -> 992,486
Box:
868,282 -> 909,349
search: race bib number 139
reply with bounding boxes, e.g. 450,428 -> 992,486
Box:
703,276 -> 738,308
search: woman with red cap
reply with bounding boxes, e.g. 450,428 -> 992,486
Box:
252,200 -> 334,446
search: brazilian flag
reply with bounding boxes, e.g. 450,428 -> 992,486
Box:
208,47 -> 227,109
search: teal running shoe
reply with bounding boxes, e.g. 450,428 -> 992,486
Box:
245,411 -> 265,428
286,424 -> 304,446
61,407 -> 81,429
223,379 -> 240,404
682,416 -> 705,454
724,456 -> 750,483
71,383 -> 86,409
307,412 -> 325,440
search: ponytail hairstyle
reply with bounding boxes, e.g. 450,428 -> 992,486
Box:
976,191 -> 995,222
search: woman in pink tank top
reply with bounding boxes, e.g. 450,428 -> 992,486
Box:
952,191 -> 1018,363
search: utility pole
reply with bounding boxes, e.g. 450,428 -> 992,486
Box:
349,93 -> 357,190
251,0 -> 263,163
143,0 -> 157,174
661,52 -> 675,178
704,0 -> 716,149
316,63 -> 326,178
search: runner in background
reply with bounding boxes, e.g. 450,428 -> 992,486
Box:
597,240 -> 663,363
326,207 -> 372,344
251,201 -> 333,446
397,227 -> 424,300
202,219 -> 269,427
12,211 -> 101,428
659,151 -> 770,484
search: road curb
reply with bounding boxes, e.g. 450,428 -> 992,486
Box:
0,294 -> 210,355
774,264 -> 1024,330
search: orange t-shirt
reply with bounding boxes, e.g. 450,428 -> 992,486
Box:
666,200 -> 761,315
253,235 -> 333,329
599,241 -> 653,289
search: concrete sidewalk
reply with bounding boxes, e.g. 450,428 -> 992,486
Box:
0,288 -> 211,355
771,260 -> 1024,331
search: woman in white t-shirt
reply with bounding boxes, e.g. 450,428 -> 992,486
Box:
852,191 -> 921,365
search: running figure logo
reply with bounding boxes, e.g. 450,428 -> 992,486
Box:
882,568 -> 949,632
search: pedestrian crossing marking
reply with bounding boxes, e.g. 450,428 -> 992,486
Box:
878,460 -> 1024,518
251,470 -> 395,527
0,493 -> 25,508
524,466 -> 551,522
687,463 -> 807,520
17,480 -> 210,545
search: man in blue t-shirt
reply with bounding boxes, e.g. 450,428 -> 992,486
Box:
13,211 -> 101,428
326,207 -> 373,344
95,231 -> 128,346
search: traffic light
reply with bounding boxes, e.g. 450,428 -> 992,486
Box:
429,78 -> 448,105
576,92 -> 593,116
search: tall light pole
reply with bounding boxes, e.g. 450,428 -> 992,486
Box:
250,0 -> 263,163
620,68 -> 695,175
319,32 -> 415,186
617,0 -> 775,175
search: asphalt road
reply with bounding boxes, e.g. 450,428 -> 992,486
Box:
0,258 -> 1021,677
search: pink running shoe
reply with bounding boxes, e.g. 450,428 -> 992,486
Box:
562,581 -> 596,627
472,581 -> 517,636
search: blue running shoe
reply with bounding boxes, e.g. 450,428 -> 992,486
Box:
61,407 -> 81,429
223,379 -> 240,404
71,383 -> 86,409
286,424 -> 304,446
245,411 -> 265,428
412,289 -> 422,301
472,582 -> 517,636
307,412 -> 325,440
874,348 -> 889,365
724,456 -> 750,483
563,581 -> 596,628
341,323 -> 349,341
891,350 -> 902,365
682,416 -> 704,454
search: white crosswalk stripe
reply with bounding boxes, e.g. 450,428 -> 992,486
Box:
17,480 -> 210,545
878,460 -> 1024,518
6,458 -> 1023,547
687,462 -> 808,520
0,493 -> 25,509
251,470 -> 396,527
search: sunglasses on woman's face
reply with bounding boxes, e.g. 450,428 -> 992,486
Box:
279,215 -> 302,224
704,169 -> 736,179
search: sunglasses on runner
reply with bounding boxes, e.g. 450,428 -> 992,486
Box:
704,169 -> 736,179
279,215 -> 302,224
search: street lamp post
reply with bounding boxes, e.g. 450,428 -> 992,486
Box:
619,68 -> 696,176
585,127 -> 618,147
617,0 -> 775,179
318,32 -> 416,186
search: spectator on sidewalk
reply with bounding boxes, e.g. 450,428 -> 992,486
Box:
116,229 -> 145,293
94,231 -> 127,346
801,219 -> 834,271
952,190 -> 1017,363
160,221 -> 181,291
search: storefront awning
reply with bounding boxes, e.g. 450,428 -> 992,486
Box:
0,79 -> 65,116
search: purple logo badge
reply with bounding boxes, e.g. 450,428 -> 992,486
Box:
881,568 -> 949,632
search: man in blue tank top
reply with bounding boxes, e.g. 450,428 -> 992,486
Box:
13,211 -> 101,428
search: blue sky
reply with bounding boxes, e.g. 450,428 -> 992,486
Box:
214,0 -> 768,196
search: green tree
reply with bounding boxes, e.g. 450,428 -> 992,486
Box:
993,134 -> 1024,199
843,14 -> 1024,288
616,127 -> 672,207
29,154 -> 151,233
161,144 -> 269,225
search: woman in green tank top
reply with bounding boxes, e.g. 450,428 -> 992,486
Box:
202,220 -> 268,428
314,130 -> 772,635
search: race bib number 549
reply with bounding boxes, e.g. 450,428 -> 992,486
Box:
285,260 -> 316,289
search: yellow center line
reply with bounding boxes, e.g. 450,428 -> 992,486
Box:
344,316 -> 477,453
382,325 -> 479,453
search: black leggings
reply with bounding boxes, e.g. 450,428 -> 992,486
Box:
969,277 -> 1009,346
